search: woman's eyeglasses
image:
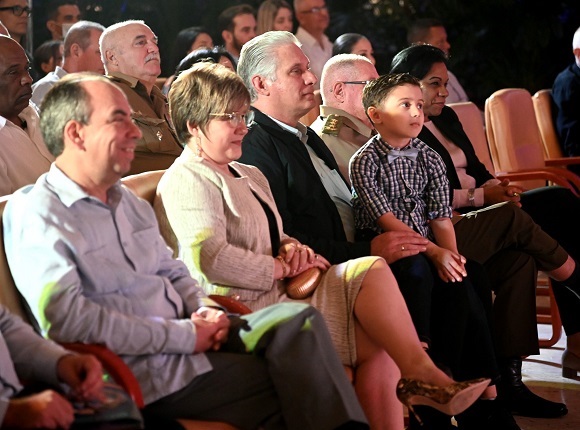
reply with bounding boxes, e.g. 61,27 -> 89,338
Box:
209,111 -> 255,127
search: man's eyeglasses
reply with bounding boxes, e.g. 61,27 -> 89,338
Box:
340,80 -> 373,85
300,6 -> 328,14
209,111 -> 255,127
0,5 -> 32,16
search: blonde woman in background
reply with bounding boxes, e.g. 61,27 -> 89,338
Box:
257,0 -> 294,34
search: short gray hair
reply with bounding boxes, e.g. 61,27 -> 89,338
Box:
99,20 -> 146,70
40,73 -> 111,156
64,21 -> 105,57
320,54 -> 372,104
238,30 -> 300,102
573,26 -> 580,50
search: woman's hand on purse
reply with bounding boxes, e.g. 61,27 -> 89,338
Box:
285,254 -> 330,278
281,243 -> 329,274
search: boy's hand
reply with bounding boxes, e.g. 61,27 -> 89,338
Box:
428,247 -> 467,282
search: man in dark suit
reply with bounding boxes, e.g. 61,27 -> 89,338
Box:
553,25 -> 580,175
237,31 -> 518,430
237,31 -> 428,265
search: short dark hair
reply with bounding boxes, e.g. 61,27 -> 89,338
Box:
390,44 -> 448,80
33,40 -> 63,77
406,18 -> 444,45
175,46 -> 236,76
218,4 -> 256,34
40,73 -> 109,156
332,33 -> 365,57
46,0 -> 79,20
362,73 -> 420,114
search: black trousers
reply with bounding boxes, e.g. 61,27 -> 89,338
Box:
521,186 -> 580,336
390,254 -> 498,383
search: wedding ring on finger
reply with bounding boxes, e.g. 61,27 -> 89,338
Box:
401,245 -> 405,251
512,192 -> 519,197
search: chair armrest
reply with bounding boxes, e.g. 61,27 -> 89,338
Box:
545,156 -> 580,167
208,295 -> 252,315
495,168 -> 579,197
59,342 -> 144,408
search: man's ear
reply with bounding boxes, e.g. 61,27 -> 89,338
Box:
366,106 -> 381,124
70,43 -> 81,58
574,47 -> 580,60
105,49 -> 117,66
64,120 -> 86,150
222,30 -> 233,45
251,74 -> 270,96
46,20 -> 58,36
332,81 -> 344,102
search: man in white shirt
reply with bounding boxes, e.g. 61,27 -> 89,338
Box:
32,20 -> 105,107
407,18 -> 469,103
0,35 -> 54,195
294,0 -> 332,89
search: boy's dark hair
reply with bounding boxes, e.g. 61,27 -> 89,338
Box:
362,73 -> 420,113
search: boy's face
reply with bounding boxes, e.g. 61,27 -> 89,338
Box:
368,83 -> 424,147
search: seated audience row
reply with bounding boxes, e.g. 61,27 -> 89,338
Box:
4,72 -> 488,429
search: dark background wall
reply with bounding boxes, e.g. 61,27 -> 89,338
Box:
32,0 -> 580,107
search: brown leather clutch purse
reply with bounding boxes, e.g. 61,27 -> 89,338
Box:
285,267 -> 323,299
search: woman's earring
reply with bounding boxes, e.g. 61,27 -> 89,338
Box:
195,136 -> 203,157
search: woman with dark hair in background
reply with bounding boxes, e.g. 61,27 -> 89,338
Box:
162,26 -> 214,94
170,26 -> 214,72
332,33 -> 375,65
32,39 -> 63,80
163,46 -> 236,96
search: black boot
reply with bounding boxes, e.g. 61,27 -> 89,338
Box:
455,399 -> 520,430
497,357 -> 568,417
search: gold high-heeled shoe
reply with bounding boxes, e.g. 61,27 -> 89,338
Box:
396,377 -> 490,424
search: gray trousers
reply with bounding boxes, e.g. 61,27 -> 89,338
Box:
143,306 -> 368,430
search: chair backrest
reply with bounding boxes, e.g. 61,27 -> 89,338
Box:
121,170 -> 165,205
121,169 -> 179,257
0,196 -> 29,321
485,88 -> 547,189
448,102 -> 495,174
532,89 -> 564,159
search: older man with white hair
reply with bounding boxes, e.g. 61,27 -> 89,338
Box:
310,54 -> 378,186
553,25 -> 580,172
100,20 -> 182,174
